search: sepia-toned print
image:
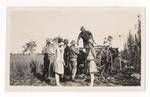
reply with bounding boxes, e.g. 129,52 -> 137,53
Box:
6,7 -> 145,91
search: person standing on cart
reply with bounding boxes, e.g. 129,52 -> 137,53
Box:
77,26 -> 97,74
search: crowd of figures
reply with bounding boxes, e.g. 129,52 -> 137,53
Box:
41,26 -> 112,86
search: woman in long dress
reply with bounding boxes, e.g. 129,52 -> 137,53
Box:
54,42 -> 65,86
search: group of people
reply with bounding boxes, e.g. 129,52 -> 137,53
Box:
42,26 -> 98,86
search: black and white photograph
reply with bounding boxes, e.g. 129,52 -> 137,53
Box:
6,7 -> 145,90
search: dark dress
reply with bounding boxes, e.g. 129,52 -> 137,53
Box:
63,46 -> 71,79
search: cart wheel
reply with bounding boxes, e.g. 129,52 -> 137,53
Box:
96,47 -> 113,80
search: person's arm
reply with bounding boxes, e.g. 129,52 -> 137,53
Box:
71,47 -> 79,55
77,32 -> 82,46
89,32 -> 96,45
55,47 -> 58,60
74,47 -> 80,55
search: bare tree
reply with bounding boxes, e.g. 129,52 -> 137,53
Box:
22,40 -> 37,54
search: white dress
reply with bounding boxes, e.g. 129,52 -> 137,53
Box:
54,46 -> 64,75
87,49 -> 97,73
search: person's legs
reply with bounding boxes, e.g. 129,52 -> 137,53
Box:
69,60 -> 73,78
47,57 -> 51,79
43,62 -> 49,78
55,73 -> 60,86
90,73 -> 95,86
43,55 -> 49,78
43,56 -> 46,77
48,55 -> 55,79
84,47 -> 90,74
89,60 -> 97,86
72,59 -> 77,80
89,43 -> 96,59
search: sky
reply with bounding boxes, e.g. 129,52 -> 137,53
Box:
7,7 -> 145,53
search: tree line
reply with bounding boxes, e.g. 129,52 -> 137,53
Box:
121,15 -> 141,73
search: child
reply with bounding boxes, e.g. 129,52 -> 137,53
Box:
54,41 -> 65,86
87,45 -> 97,86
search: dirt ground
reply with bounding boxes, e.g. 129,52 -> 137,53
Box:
10,54 -> 140,86
10,73 -> 119,86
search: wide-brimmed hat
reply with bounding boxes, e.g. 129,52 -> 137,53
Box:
64,39 -> 69,44
58,42 -> 64,46
70,40 -> 77,45
46,38 -> 53,43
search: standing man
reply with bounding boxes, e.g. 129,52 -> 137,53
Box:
69,40 -> 79,81
77,26 -> 97,74
42,38 -> 55,79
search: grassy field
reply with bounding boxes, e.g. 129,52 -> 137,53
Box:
10,53 -> 141,86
